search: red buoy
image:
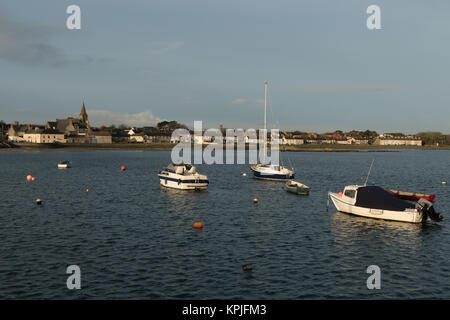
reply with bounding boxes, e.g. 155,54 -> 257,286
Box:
193,222 -> 203,229
27,175 -> 32,181
121,165 -> 126,171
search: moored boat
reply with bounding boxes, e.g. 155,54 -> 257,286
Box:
251,81 -> 294,181
158,163 -> 209,190
285,180 -> 310,195
251,164 -> 294,181
386,189 -> 436,202
57,161 -> 71,169
328,185 -> 442,223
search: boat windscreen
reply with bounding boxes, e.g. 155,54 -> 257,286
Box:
355,186 -> 415,211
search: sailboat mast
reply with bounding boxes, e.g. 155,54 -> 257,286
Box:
264,81 -> 268,164
364,159 -> 375,187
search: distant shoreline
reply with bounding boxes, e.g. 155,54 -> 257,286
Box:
0,143 -> 174,152
2,142 -> 450,152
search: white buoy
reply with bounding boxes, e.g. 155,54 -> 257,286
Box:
36,198 -> 42,205
242,173 -> 247,177
253,198 -> 258,203
442,181 -> 447,185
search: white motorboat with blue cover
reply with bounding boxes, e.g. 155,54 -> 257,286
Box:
158,163 -> 209,190
328,185 -> 442,223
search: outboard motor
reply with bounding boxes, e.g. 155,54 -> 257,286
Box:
416,198 -> 443,222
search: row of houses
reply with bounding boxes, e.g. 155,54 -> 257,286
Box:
161,134 -> 386,146
129,128 -> 422,146
4,106 -> 423,146
7,103 -> 113,144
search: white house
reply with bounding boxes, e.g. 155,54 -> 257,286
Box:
281,138 -> 304,145
23,131 -> 66,144
374,138 -> 422,146
129,134 -> 147,143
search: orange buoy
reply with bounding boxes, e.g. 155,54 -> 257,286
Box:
31,177 -> 36,181
193,222 -> 203,229
27,175 -> 32,181
121,165 -> 126,171
338,192 -> 343,197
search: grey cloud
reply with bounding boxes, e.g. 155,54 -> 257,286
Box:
148,41 -> 184,56
0,13 -> 107,67
232,98 -> 248,104
89,110 -> 163,127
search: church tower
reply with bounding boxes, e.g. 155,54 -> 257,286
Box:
79,101 -> 90,128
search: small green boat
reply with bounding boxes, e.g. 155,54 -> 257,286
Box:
285,180 -> 310,195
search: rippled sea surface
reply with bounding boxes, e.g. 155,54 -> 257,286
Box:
1,150 -> 450,299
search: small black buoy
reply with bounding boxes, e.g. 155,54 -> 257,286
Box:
36,198 -> 42,205
242,264 -> 253,271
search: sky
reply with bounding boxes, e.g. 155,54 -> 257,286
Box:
0,0 -> 449,133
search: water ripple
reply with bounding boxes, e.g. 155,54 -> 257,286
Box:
1,150 -> 450,299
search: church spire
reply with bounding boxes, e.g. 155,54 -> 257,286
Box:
79,101 -> 89,127
81,101 -> 86,115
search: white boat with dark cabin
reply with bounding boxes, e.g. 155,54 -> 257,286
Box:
328,185 -> 442,223
250,81 -> 294,181
158,163 -> 209,190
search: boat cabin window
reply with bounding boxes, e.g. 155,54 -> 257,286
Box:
344,189 -> 356,198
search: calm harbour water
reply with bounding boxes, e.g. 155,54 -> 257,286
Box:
0,149 -> 450,299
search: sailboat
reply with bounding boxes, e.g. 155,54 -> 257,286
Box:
250,81 -> 295,181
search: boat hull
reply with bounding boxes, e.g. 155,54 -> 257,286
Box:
250,165 -> 294,181
158,174 -> 208,190
285,186 -> 309,195
329,192 -> 423,223
285,182 -> 310,195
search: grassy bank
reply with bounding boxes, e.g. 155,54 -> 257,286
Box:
2,143 -> 174,151
279,144 -> 450,152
